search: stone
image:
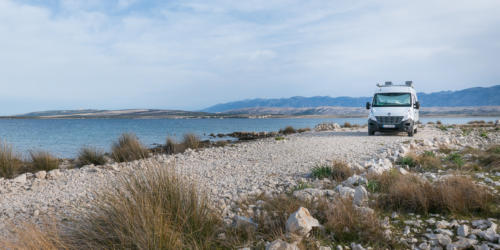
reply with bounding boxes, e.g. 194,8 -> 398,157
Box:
47,169 -> 61,179
344,175 -> 367,186
353,186 -> 368,206
425,233 -> 452,246
350,243 -> 366,250
234,215 -> 258,229
403,226 -> 411,235
447,237 -> 477,249
286,207 -> 320,236
12,174 -> 26,184
34,171 -> 47,179
457,225 -> 469,237
266,240 -> 299,250
436,220 -> 450,229
335,185 -> 355,198
319,247 -> 331,250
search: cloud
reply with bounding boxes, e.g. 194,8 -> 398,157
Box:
0,0 -> 499,114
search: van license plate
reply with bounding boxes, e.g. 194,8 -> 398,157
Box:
383,125 -> 396,128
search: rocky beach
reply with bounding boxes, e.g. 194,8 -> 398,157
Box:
1,122 -> 499,249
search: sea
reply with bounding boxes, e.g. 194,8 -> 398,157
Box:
0,117 -> 498,158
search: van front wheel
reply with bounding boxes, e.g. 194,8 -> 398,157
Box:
408,126 -> 414,137
368,128 -> 375,136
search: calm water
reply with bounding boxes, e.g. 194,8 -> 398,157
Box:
0,117 -> 497,158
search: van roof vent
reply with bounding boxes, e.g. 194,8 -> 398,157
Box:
376,81 -> 415,88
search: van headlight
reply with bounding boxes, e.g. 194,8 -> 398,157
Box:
402,112 -> 411,121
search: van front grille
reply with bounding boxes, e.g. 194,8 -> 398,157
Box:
376,116 -> 403,125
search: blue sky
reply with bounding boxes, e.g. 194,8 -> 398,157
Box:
1,0 -> 499,115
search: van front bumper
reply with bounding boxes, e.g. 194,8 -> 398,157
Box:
368,119 -> 414,132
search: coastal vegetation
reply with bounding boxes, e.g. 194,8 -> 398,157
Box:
111,133 -> 149,162
0,141 -> 22,178
77,147 -> 106,167
28,151 -> 60,172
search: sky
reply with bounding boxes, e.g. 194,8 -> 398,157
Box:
1,0 -> 499,115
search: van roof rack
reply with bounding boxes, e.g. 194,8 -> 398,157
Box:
376,81 -> 414,88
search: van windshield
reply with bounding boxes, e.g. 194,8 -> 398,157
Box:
373,93 -> 411,107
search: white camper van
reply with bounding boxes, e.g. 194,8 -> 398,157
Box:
366,81 -> 420,137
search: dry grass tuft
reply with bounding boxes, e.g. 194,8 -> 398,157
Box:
280,126 -> 296,135
297,127 -> 311,133
325,198 -> 386,245
29,151 -> 59,172
371,172 -> 495,216
66,163 -> 224,249
342,122 -> 352,128
0,141 -> 23,178
431,176 -> 494,215
0,222 -> 69,250
77,147 -> 106,167
165,133 -> 202,154
311,161 -> 354,182
111,133 -> 149,162
183,133 -> 200,149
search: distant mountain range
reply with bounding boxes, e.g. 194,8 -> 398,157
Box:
7,85 -> 500,119
203,85 -> 500,113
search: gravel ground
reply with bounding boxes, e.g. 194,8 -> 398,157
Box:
0,126 -> 449,233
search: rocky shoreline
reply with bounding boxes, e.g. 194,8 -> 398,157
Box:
0,122 -> 499,249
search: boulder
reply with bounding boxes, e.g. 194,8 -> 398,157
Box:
13,173 -> 26,184
457,225 -> 469,237
353,186 -> 368,206
266,240 -> 299,250
335,185 -> 355,198
286,207 -> 320,236
47,169 -> 61,179
34,171 -> 47,179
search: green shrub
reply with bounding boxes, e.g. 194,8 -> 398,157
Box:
446,153 -> 464,167
480,131 -> 488,138
311,161 -> 353,182
398,155 -> 416,168
342,122 -> 352,128
29,151 -> 59,172
111,133 -> 149,162
77,147 -> 106,167
275,136 -> 285,141
0,141 -> 22,178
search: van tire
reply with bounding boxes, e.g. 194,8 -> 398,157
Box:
368,129 -> 375,136
408,126 -> 414,137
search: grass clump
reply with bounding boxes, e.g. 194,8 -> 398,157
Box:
311,161 -> 353,182
183,133 -> 200,149
371,172 -> 495,216
0,141 -> 23,179
325,198 -> 386,245
275,136 -> 285,141
342,122 -> 352,128
165,133 -> 202,154
111,133 -> 149,162
480,131 -> 488,138
445,152 -> 464,168
297,127 -> 311,133
29,151 -> 59,172
397,153 -> 417,168
0,222 -> 69,250
77,147 -> 106,167
67,163 -> 224,249
279,126 -> 296,135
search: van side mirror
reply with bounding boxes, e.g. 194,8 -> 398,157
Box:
415,101 -> 420,109
366,102 -> 371,110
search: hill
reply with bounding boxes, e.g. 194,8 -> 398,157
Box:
203,85 -> 500,112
